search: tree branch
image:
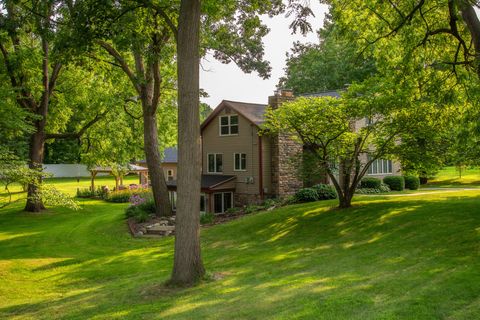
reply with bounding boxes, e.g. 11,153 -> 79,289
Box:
96,40 -> 140,94
45,111 -> 107,140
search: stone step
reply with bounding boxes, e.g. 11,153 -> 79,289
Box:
147,225 -> 175,232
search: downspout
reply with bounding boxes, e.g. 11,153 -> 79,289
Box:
258,135 -> 264,200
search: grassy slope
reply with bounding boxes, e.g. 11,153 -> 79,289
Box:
1,181 -> 480,319
427,166 -> 480,187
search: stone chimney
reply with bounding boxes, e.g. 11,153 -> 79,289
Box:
269,89 -> 303,198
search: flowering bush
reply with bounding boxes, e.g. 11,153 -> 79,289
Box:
104,188 -> 150,203
129,194 -> 146,206
125,193 -> 156,222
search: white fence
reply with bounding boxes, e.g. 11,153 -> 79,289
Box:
42,164 -> 107,178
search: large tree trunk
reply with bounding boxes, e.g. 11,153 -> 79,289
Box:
25,37 -> 50,213
170,0 -> 205,286
24,128 -> 46,212
142,110 -> 172,217
460,2 -> 480,77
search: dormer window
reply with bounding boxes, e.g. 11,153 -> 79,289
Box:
219,115 -> 239,136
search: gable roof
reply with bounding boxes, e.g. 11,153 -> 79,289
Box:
162,147 -> 177,163
201,100 -> 268,131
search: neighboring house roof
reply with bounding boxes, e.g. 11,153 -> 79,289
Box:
162,147 -> 178,163
137,147 -> 178,165
166,174 -> 236,192
201,100 -> 268,130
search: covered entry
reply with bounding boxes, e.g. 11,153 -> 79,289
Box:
167,174 -> 236,214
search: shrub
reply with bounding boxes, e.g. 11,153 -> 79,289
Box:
360,177 -> 381,189
355,188 -> 380,194
294,188 -> 318,203
76,188 -> 94,198
404,175 -> 420,190
356,183 -> 391,194
225,207 -> 241,215
379,183 -> 391,193
312,184 -> 337,200
383,176 -> 405,191
105,189 -> 150,203
200,212 -> 215,224
245,204 -> 261,214
261,198 -> 277,209
125,205 -> 150,223
281,195 -> 297,206
105,190 -> 132,203
137,198 -> 156,214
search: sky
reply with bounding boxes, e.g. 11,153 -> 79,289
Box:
199,2 -> 329,109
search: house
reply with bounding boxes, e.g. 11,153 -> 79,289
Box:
167,90 -> 400,214
137,147 -> 178,183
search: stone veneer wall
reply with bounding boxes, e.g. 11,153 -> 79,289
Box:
235,193 -> 263,207
268,93 -> 304,198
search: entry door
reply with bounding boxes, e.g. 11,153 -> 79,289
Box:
214,193 -> 223,213
213,192 -> 233,213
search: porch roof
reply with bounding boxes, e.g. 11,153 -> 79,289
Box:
167,174 -> 236,192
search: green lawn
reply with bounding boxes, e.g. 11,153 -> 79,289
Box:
1,180 -> 480,319
427,166 -> 480,187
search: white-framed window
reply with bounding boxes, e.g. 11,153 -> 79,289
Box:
207,153 -> 223,173
234,153 -> 247,171
213,192 -> 233,213
219,115 -> 239,136
368,159 -> 393,175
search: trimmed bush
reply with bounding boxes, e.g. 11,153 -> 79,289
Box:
383,176 -> 405,191
404,176 -> 420,190
294,188 -> 319,203
360,177 -> 381,189
312,184 -> 337,200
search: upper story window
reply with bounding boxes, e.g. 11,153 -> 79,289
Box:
208,153 -> 223,173
368,159 -> 393,175
219,115 -> 239,136
234,153 -> 247,171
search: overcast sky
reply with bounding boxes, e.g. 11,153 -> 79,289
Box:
200,2 -> 329,109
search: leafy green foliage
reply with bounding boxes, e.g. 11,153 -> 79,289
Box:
105,189 -> 151,203
355,183 -> 391,194
200,212 -> 215,225
125,205 -> 150,223
279,13 -> 375,94
312,184 -> 337,200
294,188 -> 318,203
383,176 -> 405,191
360,177 -> 382,189
404,176 -> 420,190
